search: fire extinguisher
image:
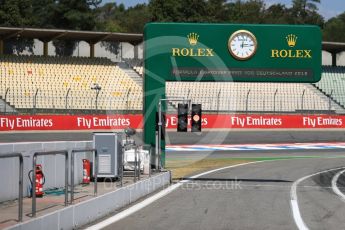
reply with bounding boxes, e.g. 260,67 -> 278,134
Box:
28,164 -> 45,197
82,159 -> 91,184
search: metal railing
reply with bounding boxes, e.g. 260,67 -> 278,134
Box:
2,87 -> 345,114
32,150 -> 68,217
70,149 -> 98,204
0,152 -> 23,222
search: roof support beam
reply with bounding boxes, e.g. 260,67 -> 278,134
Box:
3,29 -> 24,40
0,39 -> 3,55
90,43 -> 95,58
332,52 -> 337,67
43,41 -> 48,56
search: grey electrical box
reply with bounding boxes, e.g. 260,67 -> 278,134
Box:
93,132 -> 123,178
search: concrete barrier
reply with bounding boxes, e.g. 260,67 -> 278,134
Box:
8,171 -> 171,230
0,141 -> 92,202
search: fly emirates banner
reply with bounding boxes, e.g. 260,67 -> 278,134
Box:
0,114 -> 343,131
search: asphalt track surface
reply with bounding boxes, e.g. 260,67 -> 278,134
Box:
2,131 -> 345,229
99,150 -> 345,230
2,130 -> 345,144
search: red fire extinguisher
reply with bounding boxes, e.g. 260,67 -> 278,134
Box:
82,159 -> 91,184
29,164 -> 45,197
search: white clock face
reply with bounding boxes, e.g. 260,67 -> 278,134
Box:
228,30 -> 257,60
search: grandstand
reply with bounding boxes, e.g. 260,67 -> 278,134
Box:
0,55 -> 142,113
166,81 -> 345,113
315,66 -> 345,109
0,27 -> 344,115
1,54 -> 345,114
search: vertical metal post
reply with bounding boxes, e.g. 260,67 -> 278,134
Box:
155,131 -> 159,171
32,156 -> 37,217
217,89 -> 221,113
0,153 -> 23,222
71,149 -> 98,204
329,89 -> 333,111
246,89 -> 251,113
18,155 -> 23,222
157,98 -> 191,170
4,87 -> 9,113
135,146 -> 141,180
273,89 -> 278,112
301,89 -> 306,111
71,150 -> 74,203
65,88 -> 71,110
158,101 -> 162,171
126,88 -> 131,113
32,151 -> 68,217
64,152 -> 68,207
33,89 -> 39,114
94,150 -> 98,196
121,145 -> 124,187
134,146 -> 138,182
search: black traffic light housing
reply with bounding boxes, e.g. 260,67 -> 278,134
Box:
191,104 -> 202,132
177,103 -> 188,132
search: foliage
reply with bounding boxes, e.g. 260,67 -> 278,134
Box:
323,13 -> 345,42
0,0 -> 344,53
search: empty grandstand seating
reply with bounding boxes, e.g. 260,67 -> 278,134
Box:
0,55 -> 344,114
166,81 -> 344,113
124,58 -> 345,114
124,58 -> 143,76
0,55 -> 142,112
314,66 -> 345,109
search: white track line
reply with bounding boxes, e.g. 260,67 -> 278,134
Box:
331,169 -> 345,202
290,167 -> 345,230
85,161 -> 264,230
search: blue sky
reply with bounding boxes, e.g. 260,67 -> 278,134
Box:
103,0 -> 345,20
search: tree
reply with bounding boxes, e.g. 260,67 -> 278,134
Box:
0,0 -> 36,54
149,0 -> 183,22
323,13 -> 345,42
46,0 -> 101,56
121,4 -> 151,33
290,0 -> 324,25
227,0 -> 266,24
179,0 -> 208,22
206,0 -> 229,22
264,4 -> 290,24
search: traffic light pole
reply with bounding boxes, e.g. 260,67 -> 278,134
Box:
157,98 -> 191,170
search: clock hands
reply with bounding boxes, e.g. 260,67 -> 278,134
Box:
242,43 -> 254,47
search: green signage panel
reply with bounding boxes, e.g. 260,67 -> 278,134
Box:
143,23 -> 322,167
144,23 -> 321,83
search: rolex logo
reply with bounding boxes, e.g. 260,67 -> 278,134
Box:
187,33 -> 199,46
171,32 -> 214,57
286,34 -> 297,47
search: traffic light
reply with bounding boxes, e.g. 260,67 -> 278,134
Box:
191,104 -> 202,132
177,103 -> 188,132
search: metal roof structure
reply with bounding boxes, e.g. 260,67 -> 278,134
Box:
322,41 -> 345,54
0,27 -> 344,65
1,27 -> 344,53
0,27 -> 143,44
